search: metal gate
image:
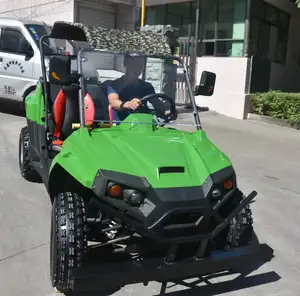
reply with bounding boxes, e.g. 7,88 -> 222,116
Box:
175,38 -> 197,106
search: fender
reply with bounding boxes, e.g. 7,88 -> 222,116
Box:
22,85 -> 37,111
49,127 -> 98,190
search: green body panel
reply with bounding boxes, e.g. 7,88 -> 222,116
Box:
25,81 -> 45,125
50,114 -> 232,189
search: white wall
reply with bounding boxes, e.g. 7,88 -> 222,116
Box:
265,0 -> 300,92
0,0 -> 74,25
195,57 -> 250,119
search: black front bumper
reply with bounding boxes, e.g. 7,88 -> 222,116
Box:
91,187 -> 257,244
72,243 -> 274,292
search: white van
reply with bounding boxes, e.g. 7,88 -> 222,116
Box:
0,17 -> 77,110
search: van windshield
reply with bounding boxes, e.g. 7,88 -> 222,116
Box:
25,24 -> 75,55
25,24 -> 53,54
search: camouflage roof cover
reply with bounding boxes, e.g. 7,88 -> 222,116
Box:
51,21 -> 173,56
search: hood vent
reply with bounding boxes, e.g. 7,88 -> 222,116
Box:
159,166 -> 185,174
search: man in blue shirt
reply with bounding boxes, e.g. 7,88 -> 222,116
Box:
107,55 -> 155,121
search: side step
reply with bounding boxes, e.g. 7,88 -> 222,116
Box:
72,243 -> 274,292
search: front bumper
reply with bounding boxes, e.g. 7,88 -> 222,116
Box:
92,187 -> 257,244
72,243 -> 274,292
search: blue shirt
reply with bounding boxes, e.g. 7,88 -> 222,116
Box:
107,76 -> 155,120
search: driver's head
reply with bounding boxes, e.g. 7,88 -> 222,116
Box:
123,55 -> 145,78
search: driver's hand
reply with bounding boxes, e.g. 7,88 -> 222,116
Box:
123,98 -> 141,110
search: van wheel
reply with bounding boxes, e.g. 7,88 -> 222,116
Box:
19,127 -> 41,183
50,192 -> 88,294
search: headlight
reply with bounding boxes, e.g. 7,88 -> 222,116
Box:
106,182 -> 144,206
223,179 -> 233,190
107,182 -> 123,198
123,189 -> 144,206
212,188 -> 221,199
211,178 -> 234,201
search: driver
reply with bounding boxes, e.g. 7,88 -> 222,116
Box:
106,55 -> 155,121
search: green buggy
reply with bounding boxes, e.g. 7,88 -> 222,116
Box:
18,21 -> 274,294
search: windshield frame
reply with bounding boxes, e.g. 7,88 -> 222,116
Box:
39,32 -> 202,135
77,47 -> 202,130
26,24 -> 80,56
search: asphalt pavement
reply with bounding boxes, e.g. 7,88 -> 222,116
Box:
0,102 -> 300,296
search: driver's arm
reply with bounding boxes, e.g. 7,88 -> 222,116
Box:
107,85 -> 140,111
107,85 -> 123,110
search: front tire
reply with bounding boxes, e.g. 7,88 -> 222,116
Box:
19,126 -> 41,183
226,189 -> 253,247
50,192 -> 88,293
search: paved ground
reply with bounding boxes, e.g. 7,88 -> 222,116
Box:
0,102 -> 300,296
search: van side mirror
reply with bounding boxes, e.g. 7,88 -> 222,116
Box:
26,44 -> 34,58
19,39 -> 34,58
49,55 -> 78,85
194,71 -> 216,96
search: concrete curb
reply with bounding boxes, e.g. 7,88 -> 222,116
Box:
247,113 -> 300,130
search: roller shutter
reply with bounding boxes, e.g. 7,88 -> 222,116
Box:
77,1 -> 116,70
78,1 -> 116,28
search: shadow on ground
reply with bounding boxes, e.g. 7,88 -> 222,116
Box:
0,98 -> 25,117
67,233 -> 280,296
68,270 -> 280,296
177,106 -> 209,115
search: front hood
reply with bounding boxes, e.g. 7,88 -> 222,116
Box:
87,121 -> 232,188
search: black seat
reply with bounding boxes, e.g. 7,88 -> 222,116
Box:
85,83 -> 109,121
49,55 -> 81,144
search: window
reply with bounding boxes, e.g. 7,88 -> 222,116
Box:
141,0 -> 248,57
200,0 -> 247,57
144,2 -> 195,38
201,0 -> 217,40
167,2 -> 191,37
25,24 -> 54,55
0,28 -> 31,55
145,5 -> 167,26
249,0 -> 290,63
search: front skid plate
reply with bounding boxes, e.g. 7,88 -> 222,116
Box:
72,243 -> 274,292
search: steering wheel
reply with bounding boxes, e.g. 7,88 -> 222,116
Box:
129,93 -> 177,124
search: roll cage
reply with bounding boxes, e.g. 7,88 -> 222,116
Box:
39,22 -> 209,135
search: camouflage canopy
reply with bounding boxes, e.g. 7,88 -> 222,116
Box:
50,21 -> 175,56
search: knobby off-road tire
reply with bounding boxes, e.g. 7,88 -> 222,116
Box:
226,188 -> 254,247
19,126 -> 41,183
50,192 -> 88,294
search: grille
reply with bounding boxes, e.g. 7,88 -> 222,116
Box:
157,210 -> 213,238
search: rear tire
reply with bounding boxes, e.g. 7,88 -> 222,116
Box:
50,192 -> 88,294
19,126 -> 41,183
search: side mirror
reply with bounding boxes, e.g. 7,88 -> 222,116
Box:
20,40 -> 34,58
49,55 -> 78,85
194,71 -> 216,96
26,45 -> 34,58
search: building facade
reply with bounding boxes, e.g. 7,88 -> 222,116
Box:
136,0 -> 300,119
0,0 -> 299,119
0,0 -> 137,30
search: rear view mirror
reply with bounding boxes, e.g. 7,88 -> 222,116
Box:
49,55 -> 78,85
194,71 -> 216,96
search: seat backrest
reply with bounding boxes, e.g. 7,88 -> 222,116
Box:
60,86 -> 80,140
85,83 -> 110,121
52,85 -> 80,140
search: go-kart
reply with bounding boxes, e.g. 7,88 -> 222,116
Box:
18,21 -> 274,294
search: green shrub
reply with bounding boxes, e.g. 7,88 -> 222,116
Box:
250,91 -> 300,124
